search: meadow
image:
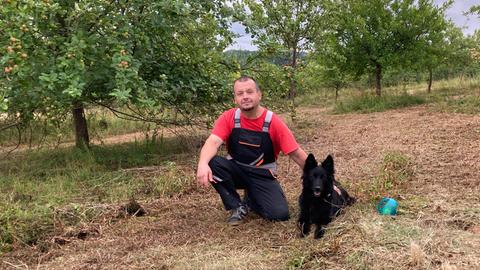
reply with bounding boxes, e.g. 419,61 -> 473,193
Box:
1,77 -> 479,269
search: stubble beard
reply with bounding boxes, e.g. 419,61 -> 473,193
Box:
242,106 -> 254,112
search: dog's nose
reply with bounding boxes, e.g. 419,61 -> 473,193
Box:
313,187 -> 322,193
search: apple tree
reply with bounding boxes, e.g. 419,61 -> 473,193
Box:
0,0 -> 234,148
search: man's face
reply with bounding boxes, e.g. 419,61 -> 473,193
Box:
233,79 -> 262,112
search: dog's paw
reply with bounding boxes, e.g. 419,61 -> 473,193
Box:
314,226 -> 325,239
298,222 -> 311,237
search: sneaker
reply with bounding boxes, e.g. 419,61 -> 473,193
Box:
242,191 -> 253,213
227,205 -> 248,226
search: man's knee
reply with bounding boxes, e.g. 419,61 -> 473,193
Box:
208,156 -> 233,187
263,207 -> 290,221
208,155 -> 227,169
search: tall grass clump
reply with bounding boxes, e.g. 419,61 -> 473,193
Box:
0,204 -> 53,253
365,151 -> 414,201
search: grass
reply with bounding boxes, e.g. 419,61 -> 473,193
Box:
296,89 -> 337,109
433,95 -> 480,114
281,200 -> 477,270
314,150 -> 421,268
419,77 -> 480,114
298,76 -> 480,115
0,135 -> 200,253
356,151 -> 415,202
333,92 -> 426,114
1,75 -> 479,268
281,208 -> 426,269
313,151 -> 420,266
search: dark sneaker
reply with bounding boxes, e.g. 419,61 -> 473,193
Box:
227,205 -> 248,226
242,192 -> 251,211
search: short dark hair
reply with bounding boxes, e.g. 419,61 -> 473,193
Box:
233,75 -> 260,92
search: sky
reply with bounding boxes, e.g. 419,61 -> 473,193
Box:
226,0 -> 480,51
437,0 -> 480,34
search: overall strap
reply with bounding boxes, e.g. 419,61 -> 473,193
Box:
234,108 -> 272,131
262,110 -> 273,132
234,108 -> 241,128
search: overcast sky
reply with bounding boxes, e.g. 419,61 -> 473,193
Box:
227,0 -> 480,51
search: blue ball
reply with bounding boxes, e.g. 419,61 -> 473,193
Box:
377,197 -> 398,215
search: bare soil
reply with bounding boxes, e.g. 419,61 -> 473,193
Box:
2,105 -> 479,269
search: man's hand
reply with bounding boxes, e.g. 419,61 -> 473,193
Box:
196,163 -> 215,187
196,134 -> 223,187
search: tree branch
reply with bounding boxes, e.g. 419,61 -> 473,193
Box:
1,124 -> 22,158
0,121 -> 20,132
92,101 -> 203,127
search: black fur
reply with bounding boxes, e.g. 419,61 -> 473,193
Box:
298,154 -> 355,239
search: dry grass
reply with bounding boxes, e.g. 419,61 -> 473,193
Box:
2,104 -> 480,269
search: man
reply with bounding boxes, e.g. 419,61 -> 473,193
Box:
196,75 -> 307,225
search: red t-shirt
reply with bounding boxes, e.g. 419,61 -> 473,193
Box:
211,108 -> 299,159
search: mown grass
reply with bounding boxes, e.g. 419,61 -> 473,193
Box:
283,199 -> 478,270
288,85 -> 480,268
1,75 -> 479,266
0,135 -> 201,253
282,150 -> 477,270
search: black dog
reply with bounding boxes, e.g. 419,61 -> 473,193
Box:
298,154 -> 355,239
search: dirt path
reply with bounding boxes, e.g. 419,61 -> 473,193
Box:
2,105 -> 479,269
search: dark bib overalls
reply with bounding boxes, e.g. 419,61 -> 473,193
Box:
209,109 -> 289,221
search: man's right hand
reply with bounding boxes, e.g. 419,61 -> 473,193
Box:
196,134 -> 223,188
196,163 -> 216,187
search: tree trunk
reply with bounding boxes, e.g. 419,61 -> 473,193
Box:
427,68 -> 433,94
375,63 -> 382,96
288,46 -> 298,100
72,101 -> 90,149
288,77 -> 297,100
288,46 -> 298,122
335,85 -> 340,102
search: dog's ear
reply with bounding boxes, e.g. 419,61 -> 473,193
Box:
321,155 -> 334,175
304,153 -> 318,172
